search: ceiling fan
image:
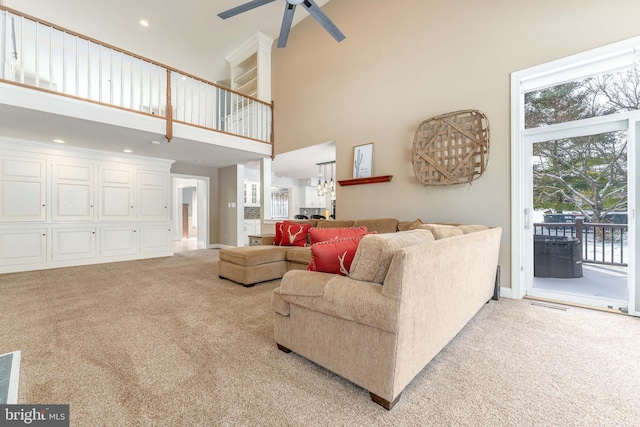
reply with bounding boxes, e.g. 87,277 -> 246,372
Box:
218,0 -> 345,48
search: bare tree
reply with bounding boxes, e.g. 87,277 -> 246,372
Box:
525,67 -> 633,222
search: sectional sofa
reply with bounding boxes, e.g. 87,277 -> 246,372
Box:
218,218 -> 415,286
272,225 -> 503,409
217,218 -> 502,409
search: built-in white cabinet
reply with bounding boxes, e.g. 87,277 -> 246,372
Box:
98,164 -> 134,221
51,160 -> 95,221
137,169 -> 169,221
0,228 -> 47,266
139,225 -> 172,253
100,226 -> 138,257
52,227 -> 96,261
0,138 -> 174,273
0,157 -> 47,221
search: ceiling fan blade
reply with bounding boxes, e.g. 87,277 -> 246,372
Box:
301,0 -> 345,43
277,3 -> 296,48
218,0 -> 277,20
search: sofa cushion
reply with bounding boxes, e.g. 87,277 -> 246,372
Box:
285,246 -> 312,264
309,236 -> 363,275
315,220 -> 355,228
432,227 -> 464,239
273,222 -> 284,245
353,218 -> 400,234
397,218 -> 424,231
458,224 -> 489,234
416,223 -> 456,232
349,229 -> 434,284
280,221 -> 311,246
309,226 -> 368,244
219,246 -> 287,267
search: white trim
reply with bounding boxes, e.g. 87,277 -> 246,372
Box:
628,120 -> 639,316
499,287 -> 514,299
171,173 -> 210,250
511,36 -> 640,312
528,288 -> 627,312
517,36 -> 640,92
523,114 -> 630,144
510,71 -> 526,299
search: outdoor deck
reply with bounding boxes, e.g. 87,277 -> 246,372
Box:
533,263 -> 628,301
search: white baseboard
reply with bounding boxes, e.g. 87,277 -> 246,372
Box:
209,244 -> 233,249
499,287 -> 515,299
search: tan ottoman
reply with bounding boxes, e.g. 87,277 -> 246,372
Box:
218,246 -> 288,287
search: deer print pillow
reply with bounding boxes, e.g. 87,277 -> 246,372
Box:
308,236 -> 363,276
309,226 -> 368,245
273,222 -> 284,245
280,221 -> 311,247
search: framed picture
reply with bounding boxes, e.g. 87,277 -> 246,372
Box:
353,143 -> 374,178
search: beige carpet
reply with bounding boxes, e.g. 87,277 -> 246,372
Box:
0,249 -> 638,426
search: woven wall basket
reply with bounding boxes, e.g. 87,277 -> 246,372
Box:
412,109 -> 490,186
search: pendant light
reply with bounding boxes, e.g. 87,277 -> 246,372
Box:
317,164 -> 323,196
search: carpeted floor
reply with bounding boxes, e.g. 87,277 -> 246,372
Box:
0,249 -> 638,426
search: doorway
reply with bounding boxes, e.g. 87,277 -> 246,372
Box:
526,122 -> 630,310
511,36 -> 639,316
171,175 -> 209,252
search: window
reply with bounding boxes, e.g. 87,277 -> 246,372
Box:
271,191 -> 288,219
251,183 -> 258,205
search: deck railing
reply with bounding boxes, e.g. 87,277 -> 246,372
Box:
533,219 -> 628,266
0,6 -> 273,144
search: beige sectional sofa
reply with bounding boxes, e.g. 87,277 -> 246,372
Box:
271,226 -> 502,410
218,218 -> 405,286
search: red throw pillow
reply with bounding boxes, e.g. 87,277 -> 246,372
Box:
273,222 -> 284,245
280,221 -> 311,247
309,236 -> 363,276
309,226 -> 368,245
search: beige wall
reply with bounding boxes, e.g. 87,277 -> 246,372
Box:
271,0 -> 640,289
218,164 -> 243,247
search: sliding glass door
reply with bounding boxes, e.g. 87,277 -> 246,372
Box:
511,36 -> 639,315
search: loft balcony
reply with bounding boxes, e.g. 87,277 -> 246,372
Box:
0,6 -> 273,166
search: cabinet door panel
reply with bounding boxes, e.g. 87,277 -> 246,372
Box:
2,181 -> 43,218
101,227 -> 137,256
55,183 -> 92,217
52,161 -> 95,221
0,229 -> 47,266
139,188 -> 164,218
0,157 -> 46,221
99,165 -> 134,220
52,228 -> 96,261
101,186 -> 132,217
139,225 -> 172,253
137,170 -> 168,220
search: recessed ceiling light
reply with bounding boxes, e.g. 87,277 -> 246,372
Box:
123,149 -> 132,153
140,20 -> 149,27
196,160 -> 203,163
53,139 -> 65,144
149,140 -> 161,145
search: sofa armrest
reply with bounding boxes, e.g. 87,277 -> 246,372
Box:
323,276 -> 399,333
280,270 -> 399,333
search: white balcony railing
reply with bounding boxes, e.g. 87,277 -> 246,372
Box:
0,6 -> 273,144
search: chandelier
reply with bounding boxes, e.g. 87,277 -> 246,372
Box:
317,161 -> 336,200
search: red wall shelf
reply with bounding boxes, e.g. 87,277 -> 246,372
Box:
337,175 -> 393,186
